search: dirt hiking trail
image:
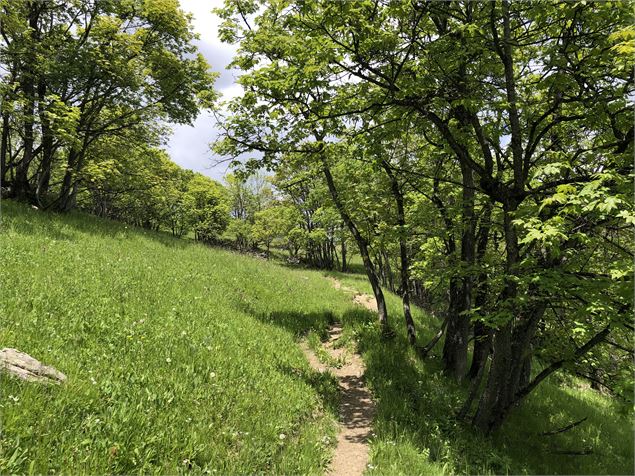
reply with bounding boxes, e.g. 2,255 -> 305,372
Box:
301,324 -> 375,476
299,277 -> 378,475
328,277 -> 377,313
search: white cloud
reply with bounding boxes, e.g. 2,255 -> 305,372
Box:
219,83 -> 243,102
166,0 -> 243,181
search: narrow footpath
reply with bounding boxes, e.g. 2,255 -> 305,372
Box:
300,278 -> 378,476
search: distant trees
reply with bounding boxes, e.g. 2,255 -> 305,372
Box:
224,169 -> 351,269
80,140 -> 229,241
215,0 -> 634,433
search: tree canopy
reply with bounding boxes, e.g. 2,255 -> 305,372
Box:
215,0 -> 634,432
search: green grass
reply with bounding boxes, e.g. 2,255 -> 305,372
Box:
0,200 -> 355,474
1,200 -> 632,475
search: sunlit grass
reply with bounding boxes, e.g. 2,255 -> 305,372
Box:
0,200 -> 345,474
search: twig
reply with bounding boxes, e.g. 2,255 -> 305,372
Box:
541,417 -> 588,436
551,448 -> 593,456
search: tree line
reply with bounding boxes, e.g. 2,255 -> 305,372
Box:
214,0 -> 634,432
0,0 -> 362,261
0,0 -> 240,243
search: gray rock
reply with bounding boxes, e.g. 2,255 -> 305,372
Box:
0,348 -> 67,384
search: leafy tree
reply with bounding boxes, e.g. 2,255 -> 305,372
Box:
215,0 -> 634,433
251,204 -> 302,255
0,0 -> 216,210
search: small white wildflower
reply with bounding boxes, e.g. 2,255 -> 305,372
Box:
210,372 -> 216,378
279,433 -> 286,440
166,357 -> 172,363
90,377 -> 97,385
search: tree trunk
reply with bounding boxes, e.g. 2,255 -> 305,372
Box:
57,149 -> 81,212
0,111 -> 9,188
320,154 -> 389,331
468,321 -> 492,380
13,3 -> 40,202
383,161 -> 416,345
341,238 -> 347,272
467,202 -> 493,380
36,79 -> 54,205
472,320 -> 514,433
443,276 -> 470,378
473,203 -> 521,432
442,163 -> 476,379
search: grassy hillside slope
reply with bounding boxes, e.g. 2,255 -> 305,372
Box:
1,200 -> 632,475
0,201 -> 350,474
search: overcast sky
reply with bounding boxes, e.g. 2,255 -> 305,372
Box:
166,0 -> 241,181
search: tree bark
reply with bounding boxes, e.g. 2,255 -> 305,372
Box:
467,202 -> 493,380
442,163 -> 476,379
443,276 -> 469,378
57,148 -> 81,212
473,203 -> 519,432
320,153 -> 389,331
383,161 -> 416,345
36,78 -> 54,205
468,321 -> 492,380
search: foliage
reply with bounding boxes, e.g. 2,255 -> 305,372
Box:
0,0 -> 216,209
79,139 -> 229,241
215,0 -> 634,432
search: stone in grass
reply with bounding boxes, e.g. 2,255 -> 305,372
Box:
0,348 -> 67,384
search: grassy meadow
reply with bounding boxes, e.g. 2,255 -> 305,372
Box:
0,200 -> 347,474
1,200 -> 632,475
